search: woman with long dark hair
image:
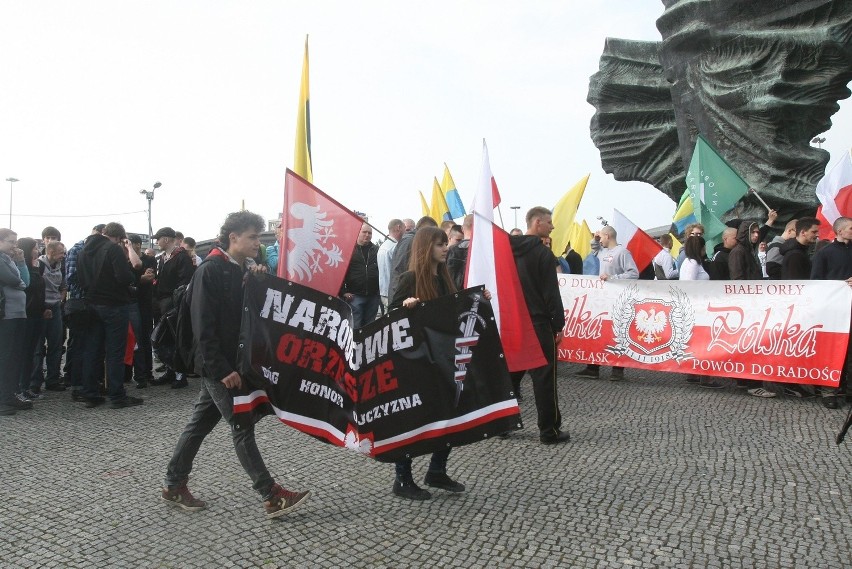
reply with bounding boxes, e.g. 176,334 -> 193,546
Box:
388,226 -> 490,500
679,235 -> 709,281
16,237 -> 48,402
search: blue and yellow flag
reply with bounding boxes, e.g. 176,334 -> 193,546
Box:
293,36 -> 312,182
550,174 -> 589,256
672,188 -> 696,234
441,164 -> 466,219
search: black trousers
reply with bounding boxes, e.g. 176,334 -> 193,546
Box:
509,321 -> 562,437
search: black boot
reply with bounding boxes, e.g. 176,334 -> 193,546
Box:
424,471 -> 465,492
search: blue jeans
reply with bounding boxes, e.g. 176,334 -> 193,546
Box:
165,377 -> 274,498
31,302 -> 63,389
82,303 -> 130,401
348,294 -> 381,329
20,317 -> 46,393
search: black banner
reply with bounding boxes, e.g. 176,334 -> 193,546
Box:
234,275 -> 521,463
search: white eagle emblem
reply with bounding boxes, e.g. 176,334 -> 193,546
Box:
634,308 -> 667,344
343,429 -> 373,455
286,202 -> 345,281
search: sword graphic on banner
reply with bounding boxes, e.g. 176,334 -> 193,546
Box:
454,294 -> 485,406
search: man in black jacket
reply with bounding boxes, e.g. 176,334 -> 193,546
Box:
447,214 -> 473,290
162,211 -> 310,518
780,217 -> 819,279
77,222 -> 144,409
387,216 -> 438,302
341,222 -> 380,329
152,226 -> 194,388
509,206 -> 570,445
811,216 -> 852,409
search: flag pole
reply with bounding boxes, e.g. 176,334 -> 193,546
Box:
496,204 -> 505,229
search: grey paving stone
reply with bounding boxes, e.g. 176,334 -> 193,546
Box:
1,364 -> 850,568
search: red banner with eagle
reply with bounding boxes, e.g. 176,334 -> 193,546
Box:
557,276 -> 852,387
277,169 -> 364,297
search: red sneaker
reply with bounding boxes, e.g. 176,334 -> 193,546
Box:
263,483 -> 310,519
161,484 -> 206,512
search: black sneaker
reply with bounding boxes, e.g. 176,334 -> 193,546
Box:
424,472 -> 465,493
700,381 -> 725,389
110,396 -> 144,409
10,396 -> 34,410
392,480 -> 431,501
575,367 -> 599,379
44,384 -> 66,392
135,380 -> 148,389
83,396 -> 105,408
685,375 -> 701,384
171,378 -> 189,389
540,429 -> 571,445
71,390 -> 86,402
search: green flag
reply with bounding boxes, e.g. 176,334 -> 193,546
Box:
686,135 -> 749,250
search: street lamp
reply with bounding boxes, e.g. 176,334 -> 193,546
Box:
139,181 -> 162,243
5,178 -> 18,229
812,136 -> 826,149
510,206 -> 520,229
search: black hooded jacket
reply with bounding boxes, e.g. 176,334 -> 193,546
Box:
779,238 -> 811,279
509,235 -> 565,334
78,234 -> 135,306
728,221 -> 762,280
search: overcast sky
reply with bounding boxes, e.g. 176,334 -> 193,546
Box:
2,1 -> 851,244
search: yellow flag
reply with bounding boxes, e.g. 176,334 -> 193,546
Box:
669,233 -> 682,260
430,177 -> 450,225
419,191 -> 430,218
293,36 -> 313,182
568,220 -> 593,260
550,174 -> 590,256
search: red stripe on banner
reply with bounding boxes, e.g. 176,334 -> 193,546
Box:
372,404 -> 520,456
233,393 -> 270,414
277,419 -> 346,447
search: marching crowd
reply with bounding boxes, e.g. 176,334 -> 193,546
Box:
1,204 -> 850,516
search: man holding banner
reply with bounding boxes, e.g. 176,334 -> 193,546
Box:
162,211 -> 311,519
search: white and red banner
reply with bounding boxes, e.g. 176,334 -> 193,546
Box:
278,169 -> 364,296
612,209 -> 662,273
815,149 -> 852,241
557,276 -> 851,386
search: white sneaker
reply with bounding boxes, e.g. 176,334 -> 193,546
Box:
748,388 -> 776,398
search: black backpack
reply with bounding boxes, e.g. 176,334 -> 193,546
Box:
151,282 -> 194,374
151,258 -> 233,375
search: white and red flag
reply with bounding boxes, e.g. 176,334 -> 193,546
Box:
466,140 -> 546,372
815,149 -> 852,240
278,169 -> 364,296
612,209 -> 663,273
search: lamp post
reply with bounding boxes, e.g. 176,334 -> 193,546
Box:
510,206 -> 520,229
139,181 -> 162,244
5,178 -> 18,229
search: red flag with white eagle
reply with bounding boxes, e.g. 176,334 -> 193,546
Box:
815,150 -> 852,241
278,169 -> 364,296
611,209 -> 663,273
466,141 -> 545,372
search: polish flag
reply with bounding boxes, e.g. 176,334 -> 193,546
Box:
815,150 -> 852,240
612,209 -> 662,273
468,139 -> 502,213
466,141 -> 545,372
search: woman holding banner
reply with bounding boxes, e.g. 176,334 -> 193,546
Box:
389,226 -> 490,500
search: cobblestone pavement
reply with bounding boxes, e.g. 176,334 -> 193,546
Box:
1,365 -> 850,568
